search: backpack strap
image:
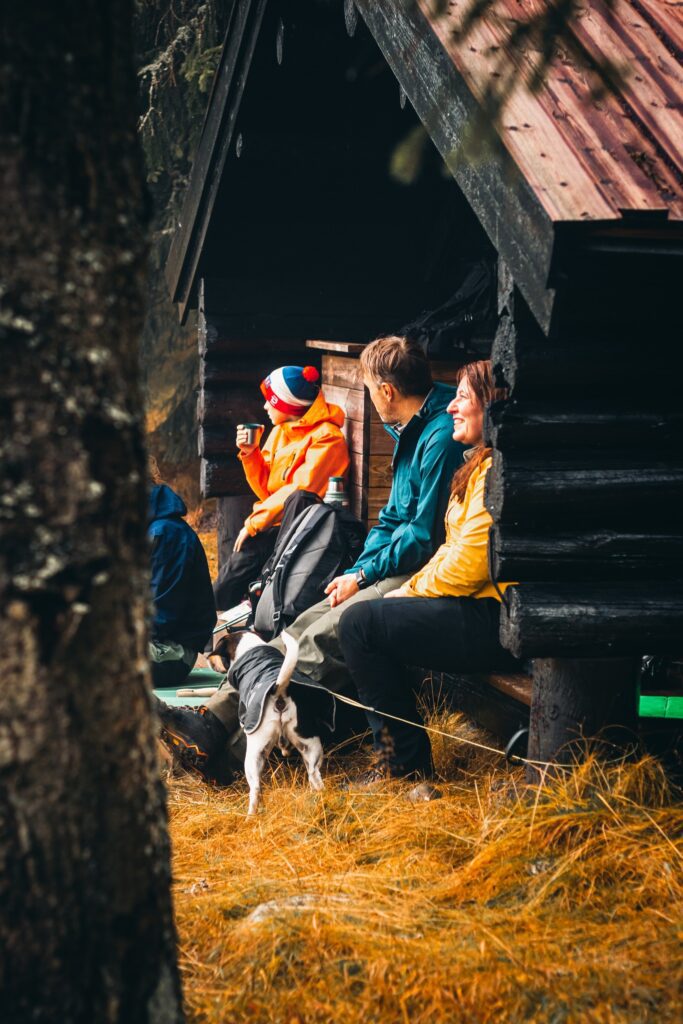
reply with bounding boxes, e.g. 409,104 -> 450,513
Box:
270,504 -> 330,626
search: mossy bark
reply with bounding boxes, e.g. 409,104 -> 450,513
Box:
0,2 -> 183,1021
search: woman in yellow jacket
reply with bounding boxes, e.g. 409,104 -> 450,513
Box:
214,365 -> 350,608
338,360 -> 518,782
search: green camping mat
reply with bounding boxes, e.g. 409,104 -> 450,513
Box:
154,667 -> 224,707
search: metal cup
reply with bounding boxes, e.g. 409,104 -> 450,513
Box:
237,423 -> 264,447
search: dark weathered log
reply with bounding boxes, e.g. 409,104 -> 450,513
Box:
197,387 -> 264,429
485,401 -> 683,451
490,330 -> 675,397
200,314 -> 305,357
201,353 -> 314,388
526,658 -> 640,780
500,585 -> 683,658
486,450 -> 683,523
197,425 -> 235,459
200,458 -> 246,499
490,525 -> 683,582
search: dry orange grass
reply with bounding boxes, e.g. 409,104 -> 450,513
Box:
167,711 -> 683,1024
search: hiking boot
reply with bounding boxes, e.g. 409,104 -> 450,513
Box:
155,699 -> 232,786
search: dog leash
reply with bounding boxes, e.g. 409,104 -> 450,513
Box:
322,687 -> 555,769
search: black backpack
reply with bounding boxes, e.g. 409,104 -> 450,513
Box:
402,259 -> 498,359
252,498 -> 366,640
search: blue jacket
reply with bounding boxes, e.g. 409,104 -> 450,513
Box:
148,485 -> 216,652
348,382 -> 465,585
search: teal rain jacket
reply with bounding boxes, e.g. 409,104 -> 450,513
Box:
347,382 -> 465,585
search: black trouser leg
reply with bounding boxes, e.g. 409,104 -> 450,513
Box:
213,529 -> 277,609
338,596 -> 517,777
151,657 -> 194,688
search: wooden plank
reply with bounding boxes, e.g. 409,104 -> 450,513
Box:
500,584 -> 683,658
306,339 -> 367,354
352,484 -> 390,521
368,454 -> 393,489
343,418 -> 395,455
322,354 -> 365,389
322,384 -> 366,422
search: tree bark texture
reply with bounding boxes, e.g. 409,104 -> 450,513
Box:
0,4 -> 183,1022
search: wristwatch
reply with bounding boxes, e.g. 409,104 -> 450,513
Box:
354,569 -> 370,590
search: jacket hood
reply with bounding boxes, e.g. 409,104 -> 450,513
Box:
148,483 -> 187,523
284,390 -> 345,433
420,381 -> 457,419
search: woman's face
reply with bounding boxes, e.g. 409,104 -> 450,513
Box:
447,375 -> 484,446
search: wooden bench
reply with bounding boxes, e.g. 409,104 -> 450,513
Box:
432,668 -> 683,768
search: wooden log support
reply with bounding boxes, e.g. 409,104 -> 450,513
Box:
490,524 -> 683,582
490,331 -> 676,398
485,401 -> 683,451
500,585 -> 683,659
527,658 -> 640,781
486,450 -> 683,524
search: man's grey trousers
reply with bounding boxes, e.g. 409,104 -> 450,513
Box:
205,575 -> 410,736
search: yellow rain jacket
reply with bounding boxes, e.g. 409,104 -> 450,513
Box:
240,391 -> 350,536
404,456 -> 512,601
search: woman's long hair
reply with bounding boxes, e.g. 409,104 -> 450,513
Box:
450,360 -> 506,502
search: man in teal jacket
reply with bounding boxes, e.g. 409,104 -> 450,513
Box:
156,336 -> 464,782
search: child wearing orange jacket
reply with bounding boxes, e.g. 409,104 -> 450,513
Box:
213,365 -> 350,609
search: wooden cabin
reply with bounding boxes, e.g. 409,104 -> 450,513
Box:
166,0 -> 683,771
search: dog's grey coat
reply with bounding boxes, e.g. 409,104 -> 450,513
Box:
228,646 -> 336,735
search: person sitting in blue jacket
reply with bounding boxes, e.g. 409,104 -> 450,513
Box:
155,335 -> 465,782
148,482 -> 216,687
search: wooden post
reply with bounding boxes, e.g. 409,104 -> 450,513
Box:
527,658 -> 640,781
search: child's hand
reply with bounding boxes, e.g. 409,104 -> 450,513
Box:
236,427 -> 258,455
233,527 -> 250,553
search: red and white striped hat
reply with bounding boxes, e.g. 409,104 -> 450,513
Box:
260,365 -> 320,416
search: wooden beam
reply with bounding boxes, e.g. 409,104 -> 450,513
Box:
486,450 -> 683,524
490,525 -> 683,582
500,584 -> 683,658
485,402 -> 683,451
166,0 -> 268,322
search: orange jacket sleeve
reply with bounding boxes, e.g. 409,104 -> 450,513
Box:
244,430 -> 349,536
239,432 -> 275,500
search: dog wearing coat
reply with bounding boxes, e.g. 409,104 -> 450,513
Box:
213,629 -> 330,814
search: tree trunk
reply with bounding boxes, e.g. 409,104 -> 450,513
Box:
0,3 -> 184,1021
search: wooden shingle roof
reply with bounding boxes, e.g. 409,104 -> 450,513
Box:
420,0 -> 682,223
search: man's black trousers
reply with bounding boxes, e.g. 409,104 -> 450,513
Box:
338,596 -> 519,777
213,530 -> 277,610
212,490 -> 322,610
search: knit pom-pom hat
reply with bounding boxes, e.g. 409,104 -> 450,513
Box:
260,365 -> 320,416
